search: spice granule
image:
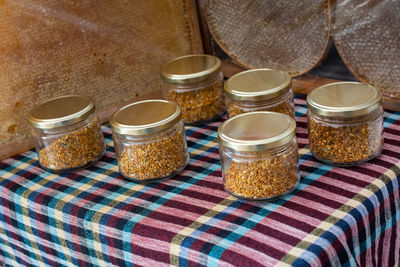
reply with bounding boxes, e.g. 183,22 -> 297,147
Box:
118,127 -> 187,180
39,118 -> 104,171
308,115 -> 383,164
166,80 -> 224,124
224,147 -> 298,199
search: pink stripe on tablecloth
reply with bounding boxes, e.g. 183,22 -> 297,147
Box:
222,238 -> 283,266
129,254 -> 169,267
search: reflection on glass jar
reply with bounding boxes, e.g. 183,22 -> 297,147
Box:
111,99 -> 188,182
224,69 -> 294,119
307,82 -> 384,166
218,112 -> 299,200
28,95 -> 105,172
161,54 -> 224,125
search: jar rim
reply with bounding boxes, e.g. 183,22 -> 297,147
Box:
110,99 -> 181,136
307,82 -> 382,117
218,111 -> 296,151
28,95 -> 95,129
224,68 -> 292,101
160,54 -> 221,84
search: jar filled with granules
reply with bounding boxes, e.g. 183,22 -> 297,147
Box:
160,54 -> 224,125
218,112 -> 299,200
307,82 -> 384,166
224,69 -> 294,118
110,99 -> 188,182
28,95 -> 105,172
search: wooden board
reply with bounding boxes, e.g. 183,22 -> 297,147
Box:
0,0 -> 202,160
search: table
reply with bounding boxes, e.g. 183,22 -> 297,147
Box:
0,95 -> 399,266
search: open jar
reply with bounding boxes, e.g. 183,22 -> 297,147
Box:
28,95 -> 105,172
224,69 -> 294,118
218,112 -> 299,200
110,99 -> 188,182
160,54 -> 224,125
307,82 -> 384,166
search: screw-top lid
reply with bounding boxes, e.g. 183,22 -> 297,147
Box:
28,95 -> 95,129
160,54 -> 221,84
307,82 -> 382,117
218,111 -> 296,152
110,99 -> 181,136
224,69 -> 292,101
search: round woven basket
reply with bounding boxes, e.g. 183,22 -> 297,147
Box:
333,0 -> 400,98
206,0 -> 331,77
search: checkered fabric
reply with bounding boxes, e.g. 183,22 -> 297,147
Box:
0,95 -> 399,266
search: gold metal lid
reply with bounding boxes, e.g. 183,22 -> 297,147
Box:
224,69 -> 292,101
218,111 -> 296,152
28,95 -> 95,129
160,54 -> 221,84
110,99 -> 181,135
307,82 -> 382,117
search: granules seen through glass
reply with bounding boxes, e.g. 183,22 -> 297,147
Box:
161,54 -> 224,125
307,81 -> 384,166
28,95 -> 105,172
218,111 -> 299,200
224,68 -> 294,119
110,99 -> 188,182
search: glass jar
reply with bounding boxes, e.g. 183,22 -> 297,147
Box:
224,69 -> 294,118
160,54 -> 224,125
307,82 -> 384,166
218,112 -> 299,200
110,99 -> 188,182
28,95 -> 105,172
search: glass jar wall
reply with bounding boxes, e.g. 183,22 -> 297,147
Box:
224,69 -> 294,118
161,54 -> 224,125
111,99 -> 188,182
307,82 -> 384,166
218,112 -> 299,200
28,95 -> 105,172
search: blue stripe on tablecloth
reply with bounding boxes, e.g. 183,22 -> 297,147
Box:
292,165 -> 400,266
0,94 -> 399,266
353,173 -> 400,265
124,163 -> 221,264
179,109 -> 335,265
201,163 -> 334,266
1,174 -> 98,266
4,168 -> 55,266
203,108 -> 400,265
290,111 -> 400,266
26,172 -> 73,266
72,126 -> 221,264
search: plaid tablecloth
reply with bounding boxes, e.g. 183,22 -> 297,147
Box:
0,95 -> 399,266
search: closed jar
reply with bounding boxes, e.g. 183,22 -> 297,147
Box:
307,82 -> 384,166
28,95 -> 105,172
110,100 -> 188,182
224,69 -> 294,118
161,54 -> 224,125
218,112 -> 299,200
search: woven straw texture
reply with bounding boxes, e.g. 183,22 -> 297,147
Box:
333,0 -> 400,99
206,0 -> 330,77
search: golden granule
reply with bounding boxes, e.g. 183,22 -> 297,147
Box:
166,82 -> 224,124
118,128 -> 187,181
39,119 -> 104,171
308,116 -> 383,165
224,148 -> 298,200
226,99 -> 294,118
